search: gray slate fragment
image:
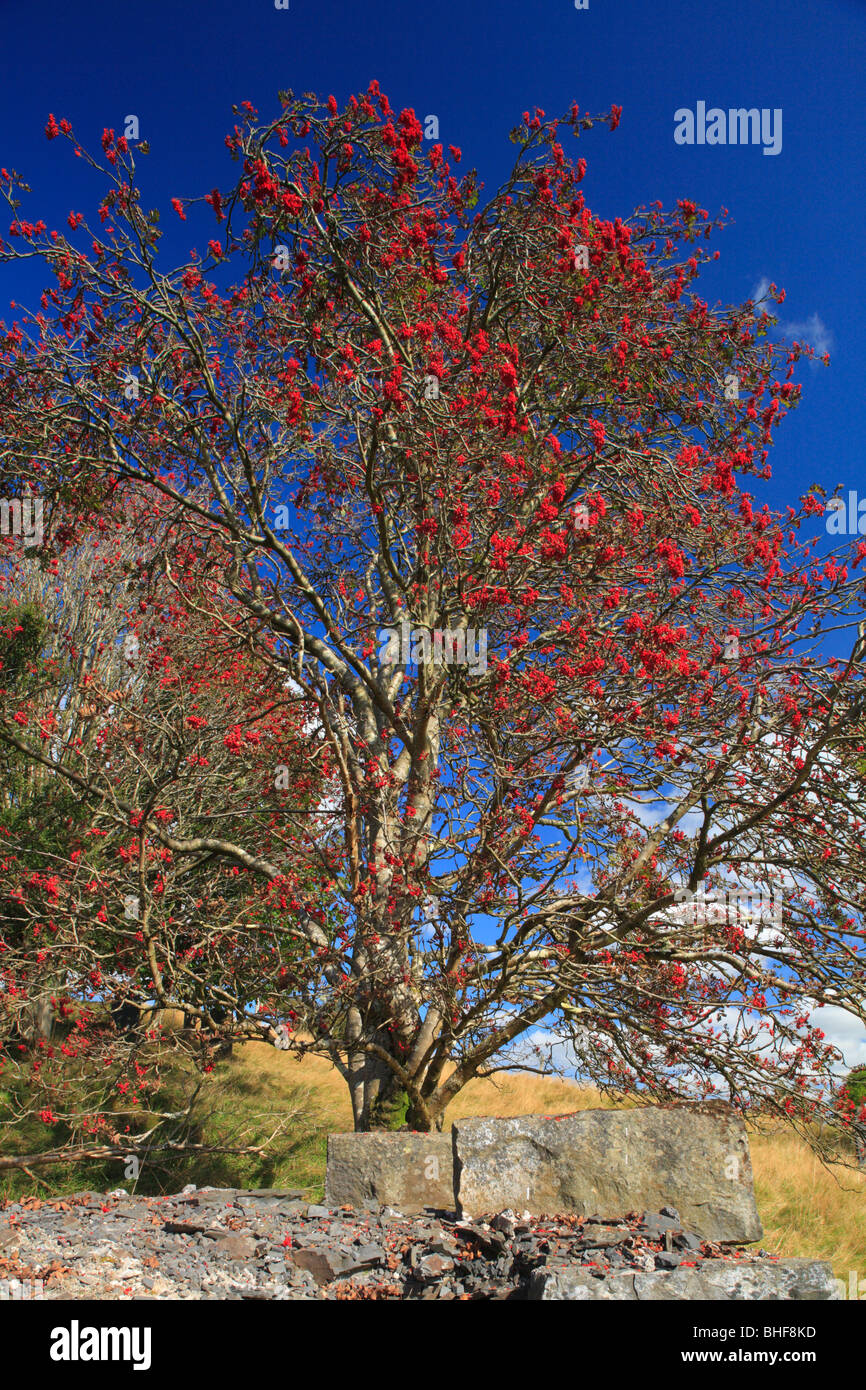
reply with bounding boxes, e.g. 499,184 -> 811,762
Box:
341,1243 -> 386,1274
290,1247 -> 347,1285
655,1251 -> 683,1269
240,1188 -> 307,1199
579,1223 -> 631,1248
210,1235 -> 257,1260
674,1231 -> 703,1252
415,1253 -> 455,1280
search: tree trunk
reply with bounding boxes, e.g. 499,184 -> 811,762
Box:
369,1081 -> 410,1131
22,996 -> 54,1043
344,1034 -> 441,1131
347,1047 -> 410,1131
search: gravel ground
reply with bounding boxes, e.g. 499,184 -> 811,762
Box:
0,1186 -> 780,1301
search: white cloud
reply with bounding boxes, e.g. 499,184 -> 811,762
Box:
751,277 -> 833,360
809,1004 -> 866,1072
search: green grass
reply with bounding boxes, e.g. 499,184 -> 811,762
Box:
0,1043 -> 341,1202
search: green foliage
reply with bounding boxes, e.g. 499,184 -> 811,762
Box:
833,1068 -> 866,1163
0,784 -> 91,857
841,1066 -> 866,1111
0,599 -> 48,806
0,600 -> 45,688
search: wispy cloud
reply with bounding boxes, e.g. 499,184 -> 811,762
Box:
752,277 -> 833,361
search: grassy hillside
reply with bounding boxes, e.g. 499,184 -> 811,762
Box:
2,1041 -> 864,1280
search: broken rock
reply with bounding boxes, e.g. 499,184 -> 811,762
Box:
452,1108 -> 762,1243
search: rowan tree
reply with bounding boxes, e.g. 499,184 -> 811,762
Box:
0,85 -> 865,1146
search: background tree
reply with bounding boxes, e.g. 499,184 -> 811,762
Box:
836,1066 -> 866,1166
0,492 -> 324,1167
0,513 -> 139,1046
0,86 -> 865,1142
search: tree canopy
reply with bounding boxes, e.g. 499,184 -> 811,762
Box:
0,85 -> 864,1152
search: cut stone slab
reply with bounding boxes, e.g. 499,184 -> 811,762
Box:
453,1107 -> 761,1243
325,1132 -> 454,1212
529,1258 -> 840,1301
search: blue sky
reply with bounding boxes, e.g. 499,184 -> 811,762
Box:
0,0 -> 864,531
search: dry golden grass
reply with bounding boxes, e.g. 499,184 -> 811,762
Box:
748,1124 -> 866,1278
250,1043 -> 353,1123
244,1045 -> 612,1128
445,1070 -> 614,1123
228,1043 -> 866,1278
